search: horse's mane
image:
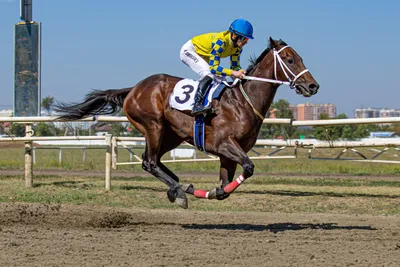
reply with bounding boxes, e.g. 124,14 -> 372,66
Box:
246,39 -> 287,76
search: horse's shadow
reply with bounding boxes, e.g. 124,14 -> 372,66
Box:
246,189 -> 400,199
120,186 -> 400,199
182,223 -> 376,233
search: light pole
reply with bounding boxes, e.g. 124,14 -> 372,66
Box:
20,0 -> 32,22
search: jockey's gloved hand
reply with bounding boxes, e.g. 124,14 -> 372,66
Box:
232,70 -> 246,79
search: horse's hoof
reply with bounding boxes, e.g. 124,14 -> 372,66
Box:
167,188 -> 177,203
208,188 -> 218,199
207,188 -> 230,200
167,185 -> 188,209
176,187 -> 188,209
216,188 -> 230,200
175,197 -> 188,209
181,184 -> 194,195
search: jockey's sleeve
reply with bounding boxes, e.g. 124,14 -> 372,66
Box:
209,39 -> 232,77
230,48 -> 242,71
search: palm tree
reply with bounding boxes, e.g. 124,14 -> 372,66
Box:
41,96 -> 54,115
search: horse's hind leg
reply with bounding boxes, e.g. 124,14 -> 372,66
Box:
155,130 -> 188,204
140,124 -> 188,209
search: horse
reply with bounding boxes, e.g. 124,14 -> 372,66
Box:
54,37 -> 319,209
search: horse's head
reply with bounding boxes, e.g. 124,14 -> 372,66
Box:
269,37 -> 319,97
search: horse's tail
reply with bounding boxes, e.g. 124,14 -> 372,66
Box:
54,87 -> 133,121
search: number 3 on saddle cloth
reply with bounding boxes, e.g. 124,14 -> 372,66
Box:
169,79 -> 226,151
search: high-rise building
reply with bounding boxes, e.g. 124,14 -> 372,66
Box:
354,108 -> 400,118
289,103 -> 336,120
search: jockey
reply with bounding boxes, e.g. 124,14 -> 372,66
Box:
180,19 -> 254,116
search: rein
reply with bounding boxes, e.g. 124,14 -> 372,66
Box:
238,45 -> 309,121
238,82 -> 265,121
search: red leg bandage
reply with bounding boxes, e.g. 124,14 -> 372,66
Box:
223,174 -> 246,194
194,189 -> 209,199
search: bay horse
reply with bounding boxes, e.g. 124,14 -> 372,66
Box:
54,37 -> 319,209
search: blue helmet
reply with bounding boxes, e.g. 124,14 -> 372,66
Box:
229,19 -> 254,39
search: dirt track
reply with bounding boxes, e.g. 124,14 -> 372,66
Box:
3,168 -> 400,181
1,202 -> 399,267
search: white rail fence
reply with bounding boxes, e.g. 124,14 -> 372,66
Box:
1,116 -> 400,190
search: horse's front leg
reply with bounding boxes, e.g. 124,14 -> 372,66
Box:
209,157 -> 238,200
185,137 -> 253,200
211,137 -> 254,198
184,157 -> 236,200
219,156 -> 238,187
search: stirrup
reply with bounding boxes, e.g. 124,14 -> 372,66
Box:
192,105 -> 213,116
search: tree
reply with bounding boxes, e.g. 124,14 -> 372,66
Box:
313,113 -> 346,140
41,96 -> 54,115
313,113 -> 382,140
11,123 -> 25,137
35,123 -> 51,136
273,99 -> 293,118
34,122 -> 59,136
259,99 -> 294,139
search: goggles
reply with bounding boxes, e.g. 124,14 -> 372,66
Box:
238,35 -> 249,42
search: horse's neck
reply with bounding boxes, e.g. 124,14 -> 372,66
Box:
241,56 -> 279,117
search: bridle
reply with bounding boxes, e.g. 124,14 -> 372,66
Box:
235,45 -> 310,121
273,46 -> 309,89
240,45 -> 309,89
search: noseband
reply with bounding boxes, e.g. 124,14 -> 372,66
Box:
273,46 -> 309,89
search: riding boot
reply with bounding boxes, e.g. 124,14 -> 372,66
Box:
192,76 -> 213,116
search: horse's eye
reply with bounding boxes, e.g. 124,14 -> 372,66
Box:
287,58 -> 294,64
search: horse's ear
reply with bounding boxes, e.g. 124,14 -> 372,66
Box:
269,37 -> 278,48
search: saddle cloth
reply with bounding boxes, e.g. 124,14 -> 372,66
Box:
169,79 -> 226,111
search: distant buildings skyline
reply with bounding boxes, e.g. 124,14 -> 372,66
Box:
289,103 -> 337,121
354,108 -> 400,118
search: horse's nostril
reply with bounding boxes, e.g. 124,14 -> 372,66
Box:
309,83 -> 320,92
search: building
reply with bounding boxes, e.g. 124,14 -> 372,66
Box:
0,109 -> 13,117
369,132 -> 399,138
354,108 -> 400,118
290,103 -> 336,120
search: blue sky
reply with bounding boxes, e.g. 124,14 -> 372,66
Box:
0,0 -> 399,117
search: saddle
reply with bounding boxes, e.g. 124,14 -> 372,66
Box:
170,78 -> 230,151
169,79 -> 226,112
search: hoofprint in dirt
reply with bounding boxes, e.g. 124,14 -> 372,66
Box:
0,203 -> 399,267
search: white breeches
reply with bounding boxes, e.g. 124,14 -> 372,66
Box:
180,40 -> 211,79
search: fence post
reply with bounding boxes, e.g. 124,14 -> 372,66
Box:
59,148 -> 62,165
32,147 -> 36,165
24,124 -> 33,188
111,136 -> 117,170
105,134 -> 112,191
82,147 -> 86,162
